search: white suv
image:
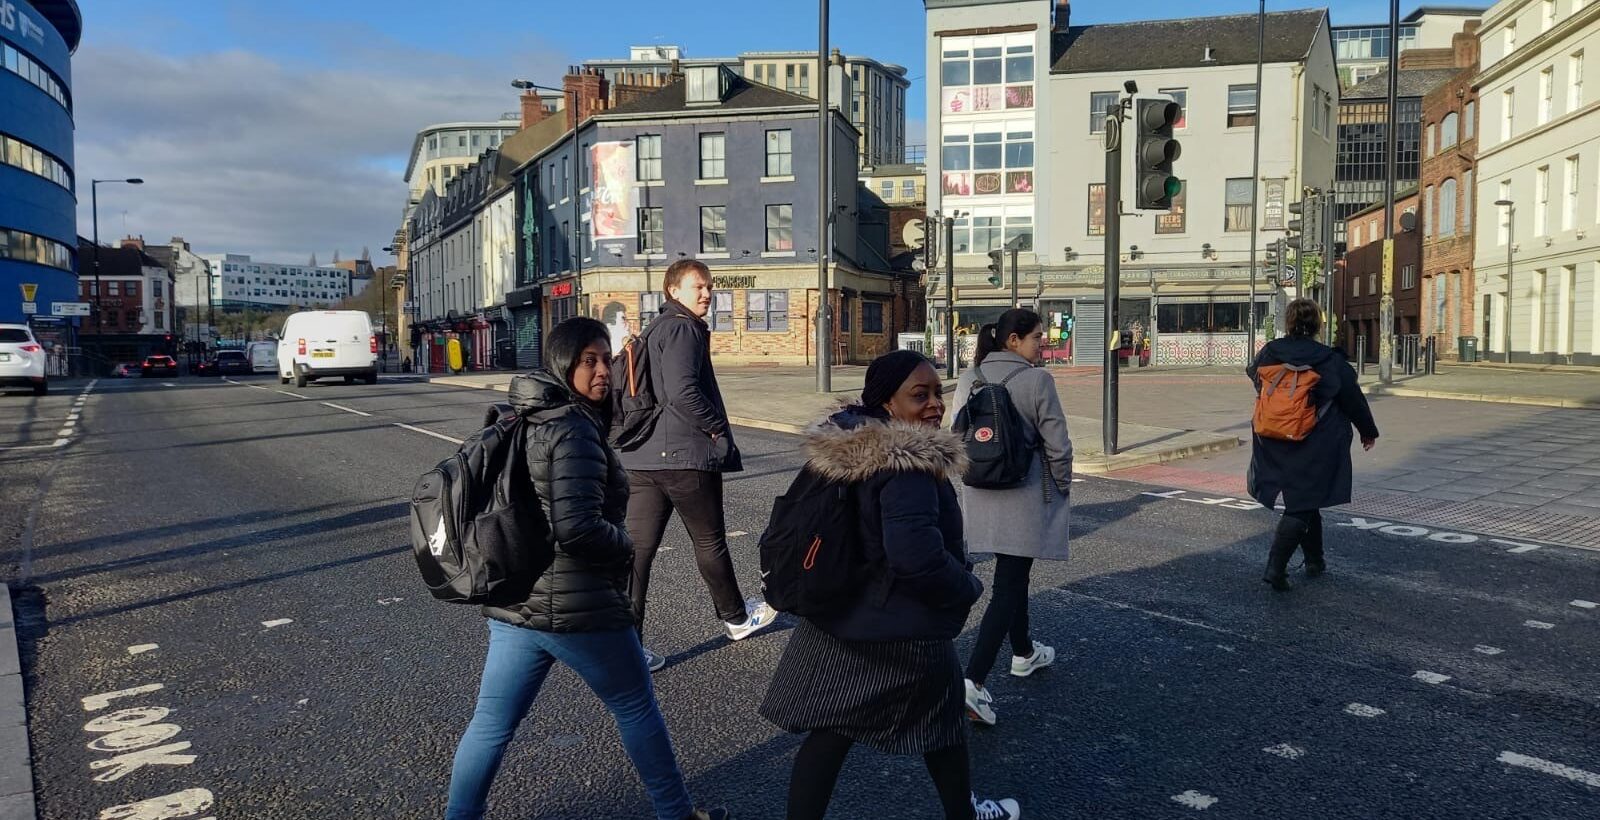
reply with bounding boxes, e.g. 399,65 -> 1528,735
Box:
0,324 -> 48,396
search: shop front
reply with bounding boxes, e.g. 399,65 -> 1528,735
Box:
506,286 -> 542,370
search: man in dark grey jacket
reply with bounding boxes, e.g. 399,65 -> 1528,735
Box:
623,259 -> 776,672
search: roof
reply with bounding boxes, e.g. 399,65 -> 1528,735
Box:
601,76 -> 819,118
860,163 -> 926,178
77,243 -> 166,276
1343,69 -> 1460,100
30,0 -> 82,52
1052,9 -> 1327,74
492,116 -> 570,188
1403,6 -> 1489,23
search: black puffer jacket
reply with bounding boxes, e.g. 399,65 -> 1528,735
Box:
483,369 -> 635,633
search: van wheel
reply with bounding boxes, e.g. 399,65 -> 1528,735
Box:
280,374 -> 290,385
343,376 -> 354,385
364,371 -> 378,385
295,367 -> 308,388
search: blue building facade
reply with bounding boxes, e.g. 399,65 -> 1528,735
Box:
1,0 -> 80,329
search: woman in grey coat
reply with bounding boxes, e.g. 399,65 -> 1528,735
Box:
950,308 -> 1073,726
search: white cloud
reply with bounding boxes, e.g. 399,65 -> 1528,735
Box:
71,37 -> 570,262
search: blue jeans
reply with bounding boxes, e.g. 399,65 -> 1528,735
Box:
445,619 -> 694,820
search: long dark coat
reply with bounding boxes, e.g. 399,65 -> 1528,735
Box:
1247,337 -> 1380,513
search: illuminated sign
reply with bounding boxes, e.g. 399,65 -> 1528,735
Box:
549,282 -> 574,298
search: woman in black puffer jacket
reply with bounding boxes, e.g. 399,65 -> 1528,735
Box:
446,318 -> 728,820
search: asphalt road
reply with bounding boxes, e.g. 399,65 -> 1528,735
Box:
2,375 -> 1598,819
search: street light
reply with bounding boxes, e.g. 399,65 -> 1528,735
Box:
1494,198 -> 1515,362
90,178 -> 144,355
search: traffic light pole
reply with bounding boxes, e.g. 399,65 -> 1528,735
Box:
1322,189 -> 1335,345
1104,106 -> 1123,458
1010,246 -> 1020,310
945,214 -> 956,380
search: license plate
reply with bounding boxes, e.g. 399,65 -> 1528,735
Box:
0,353 -> 10,362
312,350 -> 336,359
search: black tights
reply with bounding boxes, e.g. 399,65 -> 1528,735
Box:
1279,510 -> 1324,562
964,555 -> 1035,685
786,730 -> 973,820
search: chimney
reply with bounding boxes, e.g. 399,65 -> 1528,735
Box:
1052,0 -> 1070,32
1453,23 -> 1481,69
520,90 -> 551,129
563,67 -> 610,131
120,235 -> 145,251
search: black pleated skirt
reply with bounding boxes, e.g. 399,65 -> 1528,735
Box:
759,619 -> 967,755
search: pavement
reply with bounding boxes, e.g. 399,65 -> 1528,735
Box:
1358,362 -> 1600,409
429,365 -> 1241,474
1,375 -> 1598,818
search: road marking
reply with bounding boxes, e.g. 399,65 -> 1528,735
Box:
727,530 -> 749,538
1523,620 -> 1555,630
225,378 -> 273,392
377,597 -> 402,605
1170,791 -> 1218,810
89,741 -> 197,782
1474,645 -> 1505,655
1571,600 -> 1597,610
394,423 -> 465,445
321,402 -> 372,417
260,618 -> 293,628
52,437 -> 69,447
1344,703 -> 1386,718
97,788 -> 215,819
126,644 -> 159,656
1413,671 -> 1453,685
1497,751 -> 1600,788
1263,743 -> 1306,760
83,684 -> 166,712
62,419 -> 76,429
274,390 -> 309,399
161,382 -> 176,388
1498,541 -> 1543,554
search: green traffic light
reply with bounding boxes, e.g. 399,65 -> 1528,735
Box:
1165,177 -> 1182,199
988,275 -> 1002,286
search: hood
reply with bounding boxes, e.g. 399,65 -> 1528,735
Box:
1261,336 -> 1337,368
802,405 -> 968,483
508,369 -> 576,415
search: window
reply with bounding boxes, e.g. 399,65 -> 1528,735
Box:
863,301 -> 885,334
1425,123 -> 1434,157
1228,85 -> 1258,128
561,156 -> 570,199
1503,88 -> 1516,140
1540,67 -> 1555,124
1571,52 -> 1586,111
1426,185 -> 1437,236
839,297 -> 852,333
1155,183 -> 1187,234
458,135 -> 467,148
1088,184 -> 1106,236
1225,178 -> 1254,231
881,180 -> 895,199
687,66 -> 724,104
941,47 -> 971,86
1464,170 -> 1474,231
1006,44 -> 1034,83
699,133 -> 726,180
765,205 -> 794,251
902,179 -> 917,200
1565,155 -> 1580,231
1465,101 -> 1476,138
640,292 -> 666,328
1402,264 -> 1418,291
107,281 -> 120,296
1506,22 -> 1518,55
1441,112 -> 1459,150
638,207 -> 664,254
124,309 -> 138,327
1352,274 -> 1362,297
1159,88 -> 1188,129
1440,178 -> 1458,237
1089,91 -> 1118,133
637,135 -> 662,181
1004,214 -> 1034,251
765,130 -> 792,176
153,281 -> 163,298
700,206 -> 727,252
746,290 -> 789,331
1536,165 -> 1550,235
1543,0 -> 1557,32
971,216 -> 1001,252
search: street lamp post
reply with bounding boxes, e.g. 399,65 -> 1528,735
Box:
89,178 -> 144,355
1495,199 -> 1515,362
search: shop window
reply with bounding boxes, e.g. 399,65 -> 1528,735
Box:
746,290 -> 789,332
711,291 -> 734,331
863,301 -> 885,334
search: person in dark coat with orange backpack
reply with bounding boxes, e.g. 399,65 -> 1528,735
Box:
1247,299 -> 1380,591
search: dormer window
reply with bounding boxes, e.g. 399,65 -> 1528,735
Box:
687,66 -> 733,105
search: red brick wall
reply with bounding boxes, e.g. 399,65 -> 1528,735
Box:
1419,56 -> 1479,355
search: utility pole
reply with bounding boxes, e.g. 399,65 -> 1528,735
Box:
1379,0 -> 1400,384
815,0 -> 832,392
944,212 -> 958,379
1104,99 -> 1124,458
1009,243 -> 1020,309
1321,189 -> 1335,344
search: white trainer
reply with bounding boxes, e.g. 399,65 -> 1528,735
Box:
1009,642 -> 1056,677
973,793 -> 1022,820
964,678 -> 997,726
725,599 -> 779,642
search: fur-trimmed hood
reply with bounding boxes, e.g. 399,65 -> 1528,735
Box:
803,405 -> 967,483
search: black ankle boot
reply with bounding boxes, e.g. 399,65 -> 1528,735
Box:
1263,517 -> 1307,591
1302,517 -> 1326,578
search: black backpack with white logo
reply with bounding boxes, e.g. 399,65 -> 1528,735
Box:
410,403 -> 553,604
758,466 -> 871,617
953,366 -> 1035,489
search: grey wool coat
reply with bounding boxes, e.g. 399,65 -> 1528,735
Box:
950,351 -> 1073,561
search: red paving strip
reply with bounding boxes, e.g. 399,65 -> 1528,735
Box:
1108,464 -> 1250,497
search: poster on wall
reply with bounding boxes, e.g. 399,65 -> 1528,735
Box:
1088,183 -> 1106,236
589,141 -> 638,244
1262,178 -> 1287,230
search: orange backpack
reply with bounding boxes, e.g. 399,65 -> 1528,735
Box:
1253,364 -> 1324,441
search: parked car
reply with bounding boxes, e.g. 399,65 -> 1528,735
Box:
113,362 -> 142,378
276,310 -> 378,387
0,324 -> 48,395
215,350 -> 251,376
141,355 -> 180,377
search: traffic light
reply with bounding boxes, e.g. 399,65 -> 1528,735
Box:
1286,201 -> 1304,251
986,249 -> 1004,287
1264,242 -> 1279,270
1131,94 -> 1182,212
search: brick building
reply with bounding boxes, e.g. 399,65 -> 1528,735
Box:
1418,22 -> 1483,358
1340,189 -> 1423,361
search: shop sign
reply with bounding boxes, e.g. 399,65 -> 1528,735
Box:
712,275 -> 756,290
549,282 -> 575,298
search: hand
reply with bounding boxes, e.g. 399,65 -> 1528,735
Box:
1361,436 -> 1377,451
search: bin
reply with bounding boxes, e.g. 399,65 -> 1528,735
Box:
1457,336 -> 1479,362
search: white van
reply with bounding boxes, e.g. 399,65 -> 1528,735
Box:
246,341 -> 278,374
276,311 -> 378,387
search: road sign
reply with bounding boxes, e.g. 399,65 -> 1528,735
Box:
21,302 -> 37,314
20,283 -> 37,302
51,302 -> 91,317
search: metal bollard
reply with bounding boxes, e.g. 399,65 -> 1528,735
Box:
1357,335 -> 1367,375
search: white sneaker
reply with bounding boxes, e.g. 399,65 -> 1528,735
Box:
642,648 -> 666,674
1009,642 -> 1056,678
725,599 -> 779,642
964,678 -> 997,726
973,793 -> 1021,820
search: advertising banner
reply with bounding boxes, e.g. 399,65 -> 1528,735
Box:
589,141 -> 638,244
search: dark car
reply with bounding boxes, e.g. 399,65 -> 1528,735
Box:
214,350 -> 251,376
141,355 -> 179,377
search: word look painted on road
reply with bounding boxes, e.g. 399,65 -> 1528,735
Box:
79,682 -> 216,819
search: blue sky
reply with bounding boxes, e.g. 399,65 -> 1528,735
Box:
71,0 -> 1405,261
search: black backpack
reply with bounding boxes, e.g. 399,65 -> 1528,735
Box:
758,466 -> 872,617
410,403 -> 553,604
609,316 -> 680,451
953,365 -> 1035,489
